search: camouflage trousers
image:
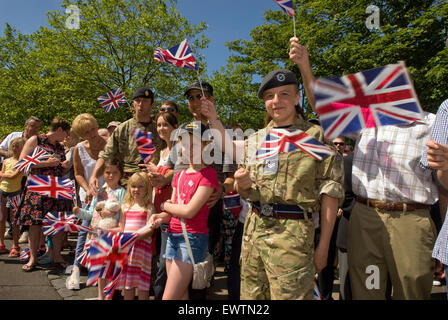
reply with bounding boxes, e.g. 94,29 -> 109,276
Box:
240,209 -> 315,300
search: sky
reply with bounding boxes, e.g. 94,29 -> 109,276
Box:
0,0 -> 283,76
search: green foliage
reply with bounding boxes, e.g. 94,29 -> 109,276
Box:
0,0 -> 208,137
211,0 -> 448,129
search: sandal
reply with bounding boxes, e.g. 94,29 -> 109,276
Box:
9,246 -> 21,257
38,253 -> 53,265
22,263 -> 37,272
0,244 -> 9,254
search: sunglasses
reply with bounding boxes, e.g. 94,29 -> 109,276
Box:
187,93 -> 204,101
160,107 -> 175,112
334,142 -> 345,146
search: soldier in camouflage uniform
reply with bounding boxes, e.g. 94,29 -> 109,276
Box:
89,87 -> 164,193
199,43 -> 344,299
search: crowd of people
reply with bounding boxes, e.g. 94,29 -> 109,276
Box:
0,37 -> 447,300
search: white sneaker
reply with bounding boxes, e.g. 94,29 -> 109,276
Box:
433,280 -> 442,286
4,230 -> 12,239
18,231 -> 29,244
66,268 -> 80,290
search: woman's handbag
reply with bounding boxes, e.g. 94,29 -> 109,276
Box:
177,170 -> 215,290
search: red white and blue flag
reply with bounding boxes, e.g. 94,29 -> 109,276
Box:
6,193 -> 23,213
132,127 -> 156,164
154,39 -> 199,72
313,62 -> 424,140
27,175 -> 75,200
255,129 -> 334,161
42,212 -> 93,236
19,247 -> 30,262
13,147 -> 51,174
314,275 -> 324,300
97,88 -> 128,112
85,231 -> 139,300
274,0 -> 295,16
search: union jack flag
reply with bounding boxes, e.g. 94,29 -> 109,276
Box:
255,129 -> 334,161
27,174 -> 75,200
19,247 -> 30,262
42,212 -> 93,236
274,0 -> 295,16
86,231 -> 138,300
314,275 -> 324,300
97,88 -> 128,112
77,240 -> 91,268
154,39 -> 199,71
13,147 -> 51,174
6,193 -> 23,213
132,127 -> 156,163
313,62 -> 424,140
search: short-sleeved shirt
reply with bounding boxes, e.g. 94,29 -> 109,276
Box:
352,112 -> 438,205
99,117 -> 164,185
241,117 -> 344,213
167,166 -> 218,234
0,157 -> 23,193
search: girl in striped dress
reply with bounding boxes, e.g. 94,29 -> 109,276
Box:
117,172 -> 156,300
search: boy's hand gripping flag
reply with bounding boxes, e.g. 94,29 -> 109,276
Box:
255,128 -> 335,161
27,174 -> 75,200
313,62 -> 424,140
154,39 -> 198,72
13,147 -> 51,174
43,211 -> 93,236
132,127 -> 156,164
97,87 -> 128,112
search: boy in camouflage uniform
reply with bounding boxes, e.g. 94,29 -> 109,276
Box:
199,42 -> 344,299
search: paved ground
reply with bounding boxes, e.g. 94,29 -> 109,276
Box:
0,234 -> 446,300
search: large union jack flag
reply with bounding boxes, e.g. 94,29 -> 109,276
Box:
154,39 -> 198,71
97,88 -> 128,112
27,174 -> 75,200
313,62 -> 424,140
255,129 -> 334,161
42,212 -> 93,236
274,0 -> 295,16
13,147 -> 51,174
86,231 -> 139,300
132,127 -> 156,164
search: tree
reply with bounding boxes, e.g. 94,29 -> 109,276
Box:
211,0 -> 448,130
0,0 -> 208,137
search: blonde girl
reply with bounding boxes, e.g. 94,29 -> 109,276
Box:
0,137 -> 26,256
116,172 -> 160,300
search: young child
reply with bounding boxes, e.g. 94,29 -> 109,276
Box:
116,171 -> 159,300
0,137 -> 26,256
149,121 -> 218,300
70,159 -> 125,297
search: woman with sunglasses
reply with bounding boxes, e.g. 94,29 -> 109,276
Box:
159,101 -> 179,119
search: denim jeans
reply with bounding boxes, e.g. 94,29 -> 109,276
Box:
73,218 -> 91,267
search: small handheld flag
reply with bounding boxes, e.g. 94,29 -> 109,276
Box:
313,62 -> 424,139
131,127 -> 156,164
97,88 -> 128,112
13,147 -> 51,174
273,0 -> 296,37
154,39 -> 198,71
27,174 -> 75,200
255,128 -> 335,161
6,193 -> 23,214
43,211 -> 93,236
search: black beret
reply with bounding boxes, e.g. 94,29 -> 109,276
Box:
132,87 -> 154,100
257,69 -> 298,99
184,80 -> 214,97
178,120 -> 212,141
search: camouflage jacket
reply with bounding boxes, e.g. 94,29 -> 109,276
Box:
240,116 -> 344,213
99,117 -> 164,179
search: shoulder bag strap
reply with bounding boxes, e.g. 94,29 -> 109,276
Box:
178,170 -> 196,265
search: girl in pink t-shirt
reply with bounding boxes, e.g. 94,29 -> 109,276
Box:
149,121 -> 218,300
